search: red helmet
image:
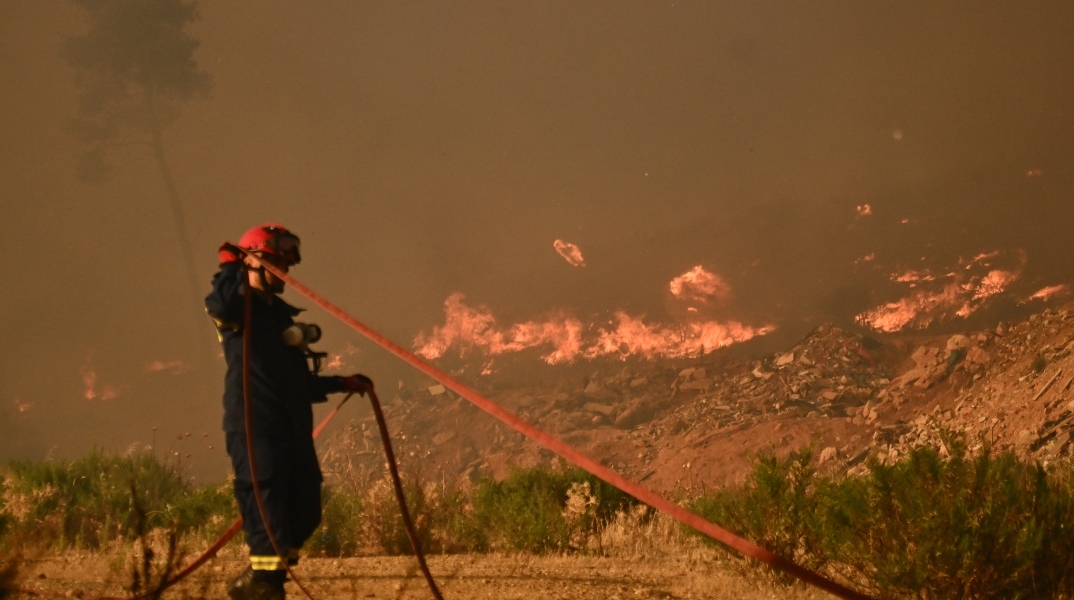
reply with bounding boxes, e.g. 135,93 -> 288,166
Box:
238,223 -> 302,265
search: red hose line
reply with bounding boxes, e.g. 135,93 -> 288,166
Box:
366,389 -> 444,599
16,249 -> 872,600
14,394 -> 351,600
246,253 -> 874,600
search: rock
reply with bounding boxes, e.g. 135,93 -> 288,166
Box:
614,400 -> 659,429
583,402 -> 616,418
428,384 -> 446,395
915,365 -> 948,389
776,353 -> 795,366
553,411 -> 592,434
1051,431 -> 1071,456
679,378 -> 713,390
432,431 -> 456,445
819,446 -> 838,463
946,335 -> 971,354
893,368 -> 926,388
820,390 -> 839,401
630,378 -> 648,388
996,322 -> 1008,336
846,447 -> 870,466
584,380 -> 614,399
911,346 -> 941,368
752,367 -> 773,380
965,346 -> 991,366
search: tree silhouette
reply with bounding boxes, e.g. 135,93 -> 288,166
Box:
64,0 -> 212,317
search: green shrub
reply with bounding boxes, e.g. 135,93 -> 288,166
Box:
1032,355 -> 1048,374
2,450 -> 233,550
307,486 -> 364,557
361,475 -> 435,555
690,448 -> 825,580
690,438 -> 1074,598
0,474 -> 9,544
817,439 -> 1074,599
423,480 -> 485,553
4,450 -> 184,548
166,483 -> 236,542
472,465 -> 635,553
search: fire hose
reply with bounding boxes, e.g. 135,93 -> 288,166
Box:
17,269 -> 441,599
240,272 -> 442,600
18,252 -> 875,600
15,392 -> 363,600
247,255 -> 875,600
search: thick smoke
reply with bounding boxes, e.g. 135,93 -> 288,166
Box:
1,1 -> 1073,480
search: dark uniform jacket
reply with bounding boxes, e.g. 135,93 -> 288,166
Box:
205,262 -> 346,438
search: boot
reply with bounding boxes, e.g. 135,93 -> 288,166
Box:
228,567 -> 285,600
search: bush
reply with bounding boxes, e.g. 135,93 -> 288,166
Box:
309,474 -> 485,556
422,479 -> 485,553
0,474 -> 9,544
307,486 -> 364,557
472,465 -> 635,553
3,450 -> 183,548
690,448 -> 825,580
1032,355 -> 1048,374
362,475 -> 435,555
689,438 -> 1074,598
166,483 -> 236,542
817,439 -> 1074,598
1,450 -> 233,550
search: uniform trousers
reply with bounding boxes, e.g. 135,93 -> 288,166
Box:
226,432 -> 322,577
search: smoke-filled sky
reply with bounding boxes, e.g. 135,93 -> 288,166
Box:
2,1 -> 1073,480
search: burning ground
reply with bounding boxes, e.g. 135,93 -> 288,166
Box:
321,298 -> 1074,495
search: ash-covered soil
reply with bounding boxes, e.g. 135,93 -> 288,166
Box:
320,302 -> 1074,493
10,553 -> 823,599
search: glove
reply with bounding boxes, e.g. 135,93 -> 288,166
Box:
218,242 -> 243,265
343,374 -> 374,395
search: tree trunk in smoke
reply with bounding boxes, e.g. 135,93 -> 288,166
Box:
147,95 -> 212,360
150,127 -> 201,306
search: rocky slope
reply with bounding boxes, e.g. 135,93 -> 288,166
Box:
319,303 -> 1074,493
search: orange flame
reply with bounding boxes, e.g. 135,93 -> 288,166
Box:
81,354 -> 120,401
324,343 -> 360,372
857,251 -> 1025,332
856,204 -> 872,217
668,266 -> 730,302
973,269 -> 1019,301
1022,284 -> 1070,304
415,294 -> 584,365
553,240 -> 586,267
146,359 -> 189,375
892,270 -> 937,284
415,293 -> 773,364
14,399 -> 32,413
585,313 -> 774,360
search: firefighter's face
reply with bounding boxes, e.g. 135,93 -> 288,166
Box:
246,252 -> 290,293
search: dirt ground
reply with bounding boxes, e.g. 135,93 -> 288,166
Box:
11,552 -> 828,600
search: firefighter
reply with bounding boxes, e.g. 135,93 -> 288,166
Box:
206,224 -> 372,600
